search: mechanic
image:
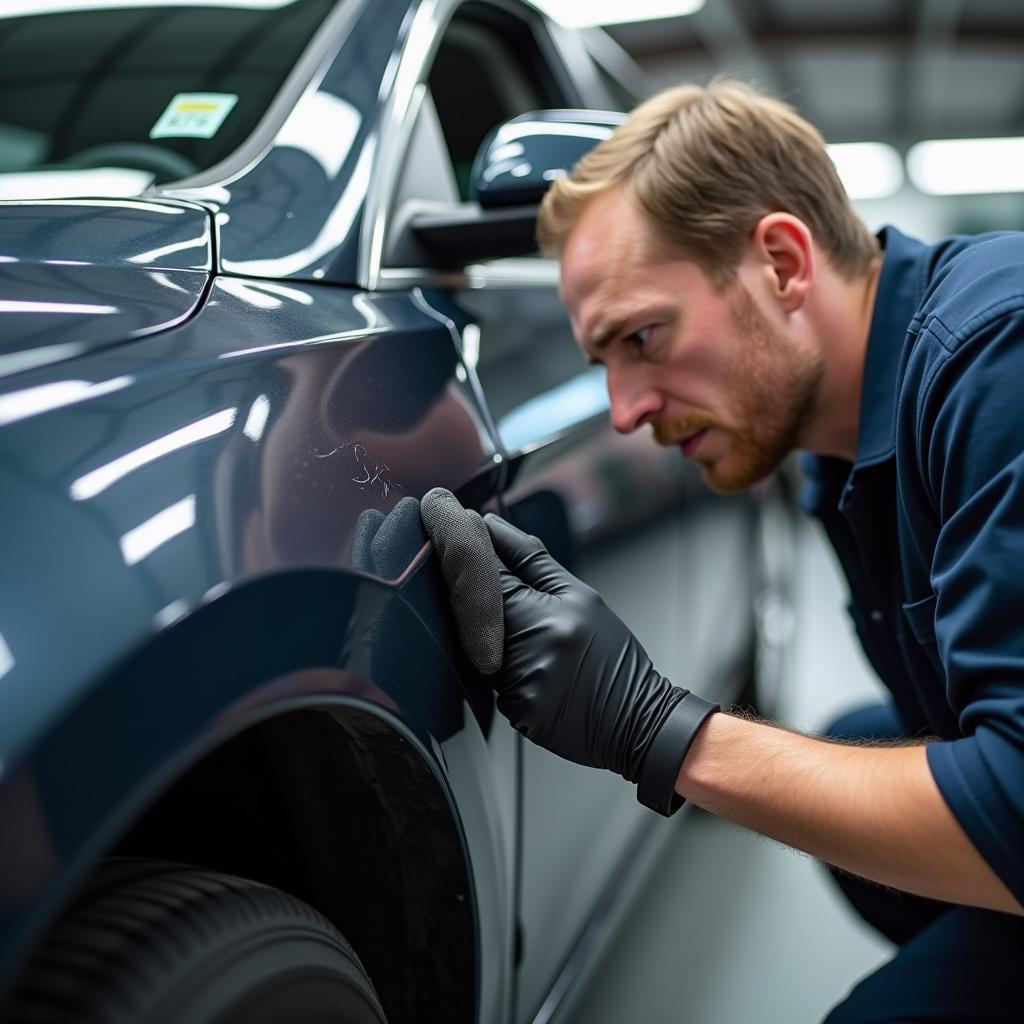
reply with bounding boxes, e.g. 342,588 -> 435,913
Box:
419,79 -> 1024,1020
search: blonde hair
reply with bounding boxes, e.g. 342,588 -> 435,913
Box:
537,78 -> 878,286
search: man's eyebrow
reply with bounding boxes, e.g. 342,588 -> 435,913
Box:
588,306 -> 678,352
589,314 -> 630,352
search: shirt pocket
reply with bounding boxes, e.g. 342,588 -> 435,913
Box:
901,591 -> 945,681
901,591 -> 938,646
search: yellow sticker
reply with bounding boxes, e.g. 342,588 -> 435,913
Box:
150,93 -> 239,140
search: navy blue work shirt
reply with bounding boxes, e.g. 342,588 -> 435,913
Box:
801,226 -> 1024,907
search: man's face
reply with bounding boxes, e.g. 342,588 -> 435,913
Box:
560,187 -> 824,493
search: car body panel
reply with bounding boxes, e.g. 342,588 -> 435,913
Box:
0,199 -> 212,378
0,280 -> 499,765
0,2 -> 770,1022
0,277 -> 515,1018
166,0 -> 411,285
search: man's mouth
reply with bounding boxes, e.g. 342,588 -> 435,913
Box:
679,428 -> 708,457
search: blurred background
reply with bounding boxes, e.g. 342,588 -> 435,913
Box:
538,0 -> 1024,243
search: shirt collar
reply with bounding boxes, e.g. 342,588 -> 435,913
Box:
854,226 -> 928,466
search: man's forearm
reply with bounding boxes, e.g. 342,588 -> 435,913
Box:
677,711 -> 1021,915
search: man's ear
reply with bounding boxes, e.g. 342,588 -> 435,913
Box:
750,214 -> 813,313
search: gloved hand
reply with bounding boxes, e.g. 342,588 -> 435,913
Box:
421,488 -> 719,815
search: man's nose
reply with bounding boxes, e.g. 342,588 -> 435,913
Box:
607,373 -> 662,434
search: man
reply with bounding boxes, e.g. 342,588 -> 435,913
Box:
421,79 -> 1024,1020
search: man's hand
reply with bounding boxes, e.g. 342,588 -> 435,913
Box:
421,488 -> 718,814
483,512 -> 678,779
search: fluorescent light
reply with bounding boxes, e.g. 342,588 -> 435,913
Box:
2,1 -> 296,16
0,632 -> 13,682
0,168 -> 152,199
461,323 -> 481,369
826,142 -> 903,200
243,394 -> 271,441
128,234 -> 208,265
532,0 -> 704,29
907,138 -> 1024,195
0,374 -> 130,426
120,495 -> 196,566
71,407 -> 236,500
276,90 -> 360,179
0,300 -> 116,314
154,599 -> 190,629
217,278 -> 283,309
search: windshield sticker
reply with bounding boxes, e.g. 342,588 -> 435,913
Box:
150,93 -> 239,140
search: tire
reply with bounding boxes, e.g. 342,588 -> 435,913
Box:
4,859 -> 389,1024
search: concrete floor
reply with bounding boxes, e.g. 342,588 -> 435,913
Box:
563,518 -> 896,1024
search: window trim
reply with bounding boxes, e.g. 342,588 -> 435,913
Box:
359,0 -> 578,291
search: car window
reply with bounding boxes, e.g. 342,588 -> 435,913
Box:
426,4 -> 567,201
0,0 -> 333,184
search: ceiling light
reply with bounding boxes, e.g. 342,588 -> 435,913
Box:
120,495 -> 196,566
531,0 -> 704,29
0,167 -> 152,200
71,407 -> 236,500
907,138 -> 1024,195
826,142 -> 903,201
2,1 -> 295,17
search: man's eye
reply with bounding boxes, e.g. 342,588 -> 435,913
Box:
627,327 -> 653,349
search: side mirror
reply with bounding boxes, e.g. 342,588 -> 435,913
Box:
408,110 -> 624,267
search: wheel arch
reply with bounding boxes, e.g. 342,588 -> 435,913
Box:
0,568 -> 486,1024
112,703 -> 478,1024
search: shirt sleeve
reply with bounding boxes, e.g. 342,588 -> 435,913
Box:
917,304 -> 1024,905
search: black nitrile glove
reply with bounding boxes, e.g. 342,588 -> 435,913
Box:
420,488 -> 719,815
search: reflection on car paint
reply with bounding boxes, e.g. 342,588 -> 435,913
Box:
242,395 -> 271,442
0,374 -> 133,428
0,633 -> 13,682
0,300 -> 117,315
120,494 -> 197,567
274,90 -> 362,179
70,408 -> 238,501
208,2 -> 407,283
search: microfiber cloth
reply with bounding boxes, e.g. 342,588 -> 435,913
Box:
420,487 -> 504,675
351,497 -> 426,579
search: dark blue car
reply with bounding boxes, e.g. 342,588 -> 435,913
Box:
0,2 -> 796,1021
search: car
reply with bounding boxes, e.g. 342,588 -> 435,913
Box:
0,1 -> 798,1021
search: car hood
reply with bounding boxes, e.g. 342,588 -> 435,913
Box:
0,198 -> 213,379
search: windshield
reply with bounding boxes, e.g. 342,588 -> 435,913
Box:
0,0 -> 334,196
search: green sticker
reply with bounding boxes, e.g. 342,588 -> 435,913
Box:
150,93 -> 239,140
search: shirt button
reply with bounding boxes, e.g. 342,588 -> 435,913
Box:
870,610 -> 883,623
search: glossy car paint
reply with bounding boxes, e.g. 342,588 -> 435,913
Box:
0,1 -> 769,1022
0,259 -> 514,1014
471,110 -> 626,208
0,199 -> 211,378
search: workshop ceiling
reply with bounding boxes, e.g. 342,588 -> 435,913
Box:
604,0 -> 1024,147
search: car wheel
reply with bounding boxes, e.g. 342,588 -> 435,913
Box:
6,859 -> 389,1024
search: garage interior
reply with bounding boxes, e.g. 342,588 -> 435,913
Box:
2,0 -> 1023,1021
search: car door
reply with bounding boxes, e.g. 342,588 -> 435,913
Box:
372,4 -> 759,1020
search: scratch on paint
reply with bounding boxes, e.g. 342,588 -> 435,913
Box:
313,440 -> 352,459
312,439 -> 405,500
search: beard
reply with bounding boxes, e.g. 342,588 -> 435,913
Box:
653,286 -> 824,494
